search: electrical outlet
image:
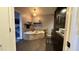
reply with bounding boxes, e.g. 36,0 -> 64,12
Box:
67,41 -> 70,48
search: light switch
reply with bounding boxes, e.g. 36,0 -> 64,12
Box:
0,44 -> 2,47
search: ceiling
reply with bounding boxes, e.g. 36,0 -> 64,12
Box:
15,7 -> 56,17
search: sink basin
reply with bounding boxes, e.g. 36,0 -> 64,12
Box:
56,31 -> 64,37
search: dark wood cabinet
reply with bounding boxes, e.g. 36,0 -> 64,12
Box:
51,30 -> 63,51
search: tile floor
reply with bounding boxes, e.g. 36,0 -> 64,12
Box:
16,38 -> 53,51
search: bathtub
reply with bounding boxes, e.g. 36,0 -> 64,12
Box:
23,31 -> 45,40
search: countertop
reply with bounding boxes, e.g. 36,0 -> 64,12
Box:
56,31 -> 64,38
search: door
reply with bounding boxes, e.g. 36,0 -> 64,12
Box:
0,7 -> 16,51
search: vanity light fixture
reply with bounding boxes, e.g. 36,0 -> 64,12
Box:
61,8 -> 66,13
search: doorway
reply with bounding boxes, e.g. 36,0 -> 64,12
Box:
14,7 -> 67,51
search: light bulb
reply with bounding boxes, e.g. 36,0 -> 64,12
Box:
33,13 -> 37,16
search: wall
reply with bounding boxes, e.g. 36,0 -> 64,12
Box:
22,15 -> 54,36
37,15 -> 54,36
70,8 -> 79,51
77,8 -> 79,50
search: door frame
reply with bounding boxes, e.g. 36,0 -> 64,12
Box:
63,7 -> 79,51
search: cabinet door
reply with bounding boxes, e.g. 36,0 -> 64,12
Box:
0,7 -> 16,51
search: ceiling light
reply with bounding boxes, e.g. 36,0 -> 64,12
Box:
32,8 -> 37,16
34,8 -> 36,11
